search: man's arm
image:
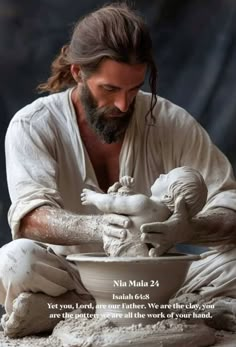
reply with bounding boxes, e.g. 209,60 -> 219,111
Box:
191,207 -> 236,246
19,205 -> 130,245
141,197 -> 236,255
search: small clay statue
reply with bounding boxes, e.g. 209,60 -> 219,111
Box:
81,167 -> 207,257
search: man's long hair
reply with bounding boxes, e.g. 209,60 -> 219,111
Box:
38,2 -> 158,122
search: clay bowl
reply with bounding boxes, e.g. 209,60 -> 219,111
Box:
67,253 -> 200,326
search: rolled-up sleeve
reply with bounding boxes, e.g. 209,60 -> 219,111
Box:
5,113 -> 63,239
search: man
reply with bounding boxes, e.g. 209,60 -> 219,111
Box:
1,2 -> 236,338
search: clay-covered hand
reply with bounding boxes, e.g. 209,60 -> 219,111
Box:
140,196 -> 194,256
102,213 -> 131,240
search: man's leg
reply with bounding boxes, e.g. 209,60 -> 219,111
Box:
174,246 -> 236,331
176,245 -> 236,298
0,238 -> 93,337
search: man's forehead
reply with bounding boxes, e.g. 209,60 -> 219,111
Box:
89,59 -> 147,85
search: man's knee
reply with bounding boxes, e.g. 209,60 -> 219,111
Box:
0,238 -> 46,286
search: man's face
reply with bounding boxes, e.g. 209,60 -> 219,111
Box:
80,81 -> 135,143
78,59 -> 147,143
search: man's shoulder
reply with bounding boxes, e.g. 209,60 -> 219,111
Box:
11,89 -> 71,125
136,90 -> 194,125
137,91 -> 188,114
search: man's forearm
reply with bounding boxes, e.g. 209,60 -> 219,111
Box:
19,205 -> 103,245
191,207 -> 236,246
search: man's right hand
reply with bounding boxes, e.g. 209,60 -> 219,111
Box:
102,213 -> 131,240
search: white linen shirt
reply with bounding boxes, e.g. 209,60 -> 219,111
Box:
5,89 -> 236,254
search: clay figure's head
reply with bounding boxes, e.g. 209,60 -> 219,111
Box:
151,167 -> 208,217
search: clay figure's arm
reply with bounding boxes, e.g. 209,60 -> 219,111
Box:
81,188 -> 151,215
119,176 -> 135,188
107,176 -> 135,194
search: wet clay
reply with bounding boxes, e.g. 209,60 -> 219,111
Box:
1,291 -> 83,338
51,294 -> 236,346
52,315 -> 216,347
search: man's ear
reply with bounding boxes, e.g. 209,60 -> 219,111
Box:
70,64 -> 82,82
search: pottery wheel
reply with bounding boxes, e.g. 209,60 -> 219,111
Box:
52,316 -> 216,347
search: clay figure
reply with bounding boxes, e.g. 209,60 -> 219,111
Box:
81,167 -> 208,256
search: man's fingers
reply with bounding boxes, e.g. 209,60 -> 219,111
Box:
140,222 -> 164,234
104,227 -> 127,240
149,247 -> 161,257
102,213 -> 131,240
103,213 -> 131,228
140,231 -> 162,244
149,244 -> 171,257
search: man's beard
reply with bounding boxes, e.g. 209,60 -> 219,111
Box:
79,82 -> 135,144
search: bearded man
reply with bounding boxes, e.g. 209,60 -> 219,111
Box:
1,2 -> 236,338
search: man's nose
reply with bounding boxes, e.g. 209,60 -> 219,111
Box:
114,92 -> 130,113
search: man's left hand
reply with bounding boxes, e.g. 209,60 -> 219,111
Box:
140,196 -> 194,256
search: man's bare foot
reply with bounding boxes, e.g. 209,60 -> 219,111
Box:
1,291 -> 90,338
81,188 -> 98,205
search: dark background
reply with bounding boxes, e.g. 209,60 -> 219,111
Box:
1,0 -> 236,247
